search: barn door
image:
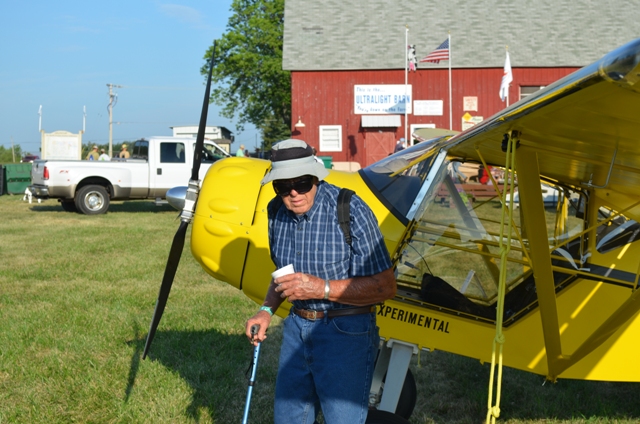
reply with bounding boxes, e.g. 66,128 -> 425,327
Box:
365,131 -> 396,166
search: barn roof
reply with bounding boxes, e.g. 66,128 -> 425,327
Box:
283,0 -> 638,70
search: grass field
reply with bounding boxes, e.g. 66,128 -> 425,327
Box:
2,194 -> 640,423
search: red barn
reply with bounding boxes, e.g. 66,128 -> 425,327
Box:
283,0 -> 637,169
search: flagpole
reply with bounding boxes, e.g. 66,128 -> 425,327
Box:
506,45 -> 510,107
404,25 -> 408,146
448,32 -> 452,130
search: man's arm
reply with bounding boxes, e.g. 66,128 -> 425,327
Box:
245,279 -> 285,346
274,267 -> 396,306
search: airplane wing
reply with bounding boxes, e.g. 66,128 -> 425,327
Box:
423,37 -> 640,381
447,38 -> 640,214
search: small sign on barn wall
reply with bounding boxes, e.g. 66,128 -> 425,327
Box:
463,96 -> 478,111
414,100 -> 443,116
462,112 -> 483,130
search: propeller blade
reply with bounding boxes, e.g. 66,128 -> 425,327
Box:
191,40 -> 217,181
142,41 -> 217,359
143,220 -> 189,359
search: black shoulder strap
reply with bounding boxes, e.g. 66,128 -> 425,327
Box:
267,195 -> 283,220
337,188 -> 354,246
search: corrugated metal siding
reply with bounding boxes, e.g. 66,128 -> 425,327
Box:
292,67 -> 579,165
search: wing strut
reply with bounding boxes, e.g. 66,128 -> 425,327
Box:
142,41 -> 217,359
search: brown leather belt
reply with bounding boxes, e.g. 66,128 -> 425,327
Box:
293,305 -> 376,321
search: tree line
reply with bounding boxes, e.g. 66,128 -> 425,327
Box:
204,0 -> 290,151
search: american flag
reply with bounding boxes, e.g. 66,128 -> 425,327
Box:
420,38 -> 450,63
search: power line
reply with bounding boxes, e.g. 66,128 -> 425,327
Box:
117,85 -> 202,91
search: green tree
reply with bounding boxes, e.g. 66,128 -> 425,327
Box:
203,0 -> 290,150
0,145 -> 22,164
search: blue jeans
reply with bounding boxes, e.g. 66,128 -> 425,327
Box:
274,311 -> 379,424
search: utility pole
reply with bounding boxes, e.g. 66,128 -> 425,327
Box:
107,83 -> 122,158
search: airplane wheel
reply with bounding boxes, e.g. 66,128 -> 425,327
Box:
365,409 -> 411,424
380,369 -> 417,419
76,185 -> 110,215
60,200 -> 77,212
395,369 -> 417,419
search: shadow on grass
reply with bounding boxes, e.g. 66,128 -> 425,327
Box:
126,325 -> 272,423
28,200 -> 177,214
413,350 -> 640,423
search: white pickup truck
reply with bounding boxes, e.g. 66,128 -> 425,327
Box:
29,136 -> 230,214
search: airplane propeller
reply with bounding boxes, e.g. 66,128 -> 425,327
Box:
143,42 -> 217,360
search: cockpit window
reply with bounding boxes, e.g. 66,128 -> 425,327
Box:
394,157 -> 588,325
595,207 -> 640,254
359,138 -> 444,221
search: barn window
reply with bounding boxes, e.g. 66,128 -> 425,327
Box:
520,86 -> 545,100
319,125 -> 342,152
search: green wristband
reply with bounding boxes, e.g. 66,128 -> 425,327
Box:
259,305 -> 274,316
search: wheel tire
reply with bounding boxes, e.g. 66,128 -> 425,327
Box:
365,409 -> 411,424
379,369 -> 417,420
395,369 -> 417,420
75,185 -> 110,215
60,200 -> 77,212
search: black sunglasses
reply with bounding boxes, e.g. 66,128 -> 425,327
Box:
273,177 -> 315,196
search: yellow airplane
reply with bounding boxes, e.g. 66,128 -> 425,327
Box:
145,38 -> 640,423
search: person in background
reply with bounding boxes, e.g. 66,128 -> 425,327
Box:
450,161 -> 467,183
311,146 -> 324,165
245,139 -> 396,424
394,137 -> 406,153
478,165 -> 492,184
236,144 -> 246,157
98,149 -> 110,161
119,144 -> 130,159
86,145 -> 99,161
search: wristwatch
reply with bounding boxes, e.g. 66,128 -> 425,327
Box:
324,279 -> 330,300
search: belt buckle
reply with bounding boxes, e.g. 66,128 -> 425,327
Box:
308,310 -> 318,320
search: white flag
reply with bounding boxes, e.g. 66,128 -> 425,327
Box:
499,51 -> 513,101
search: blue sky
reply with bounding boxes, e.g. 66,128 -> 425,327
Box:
0,0 -> 260,155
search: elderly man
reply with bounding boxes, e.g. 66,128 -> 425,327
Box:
245,139 -> 396,424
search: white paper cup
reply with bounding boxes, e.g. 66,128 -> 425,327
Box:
271,264 -> 295,280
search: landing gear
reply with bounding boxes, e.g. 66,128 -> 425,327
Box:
370,340 -> 420,421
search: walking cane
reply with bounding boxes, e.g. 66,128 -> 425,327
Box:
242,324 -> 261,424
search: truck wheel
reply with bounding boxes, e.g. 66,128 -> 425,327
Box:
75,185 -> 110,215
60,200 -> 77,212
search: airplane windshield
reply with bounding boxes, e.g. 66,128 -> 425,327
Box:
360,139 -> 443,220
393,157 -> 589,325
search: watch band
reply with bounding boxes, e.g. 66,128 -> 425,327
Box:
259,305 -> 274,316
324,279 -> 330,300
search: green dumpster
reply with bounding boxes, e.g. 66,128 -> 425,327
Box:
0,165 -> 4,195
318,156 -> 333,169
4,163 -> 32,195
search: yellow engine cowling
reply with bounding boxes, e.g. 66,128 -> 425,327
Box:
190,156 -> 406,316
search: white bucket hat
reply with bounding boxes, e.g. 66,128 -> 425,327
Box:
261,139 -> 329,184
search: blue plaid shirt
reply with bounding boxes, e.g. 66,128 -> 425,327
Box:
268,181 -> 392,311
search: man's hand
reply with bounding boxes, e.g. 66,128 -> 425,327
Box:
245,310 -> 271,346
273,272 -> 323,301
